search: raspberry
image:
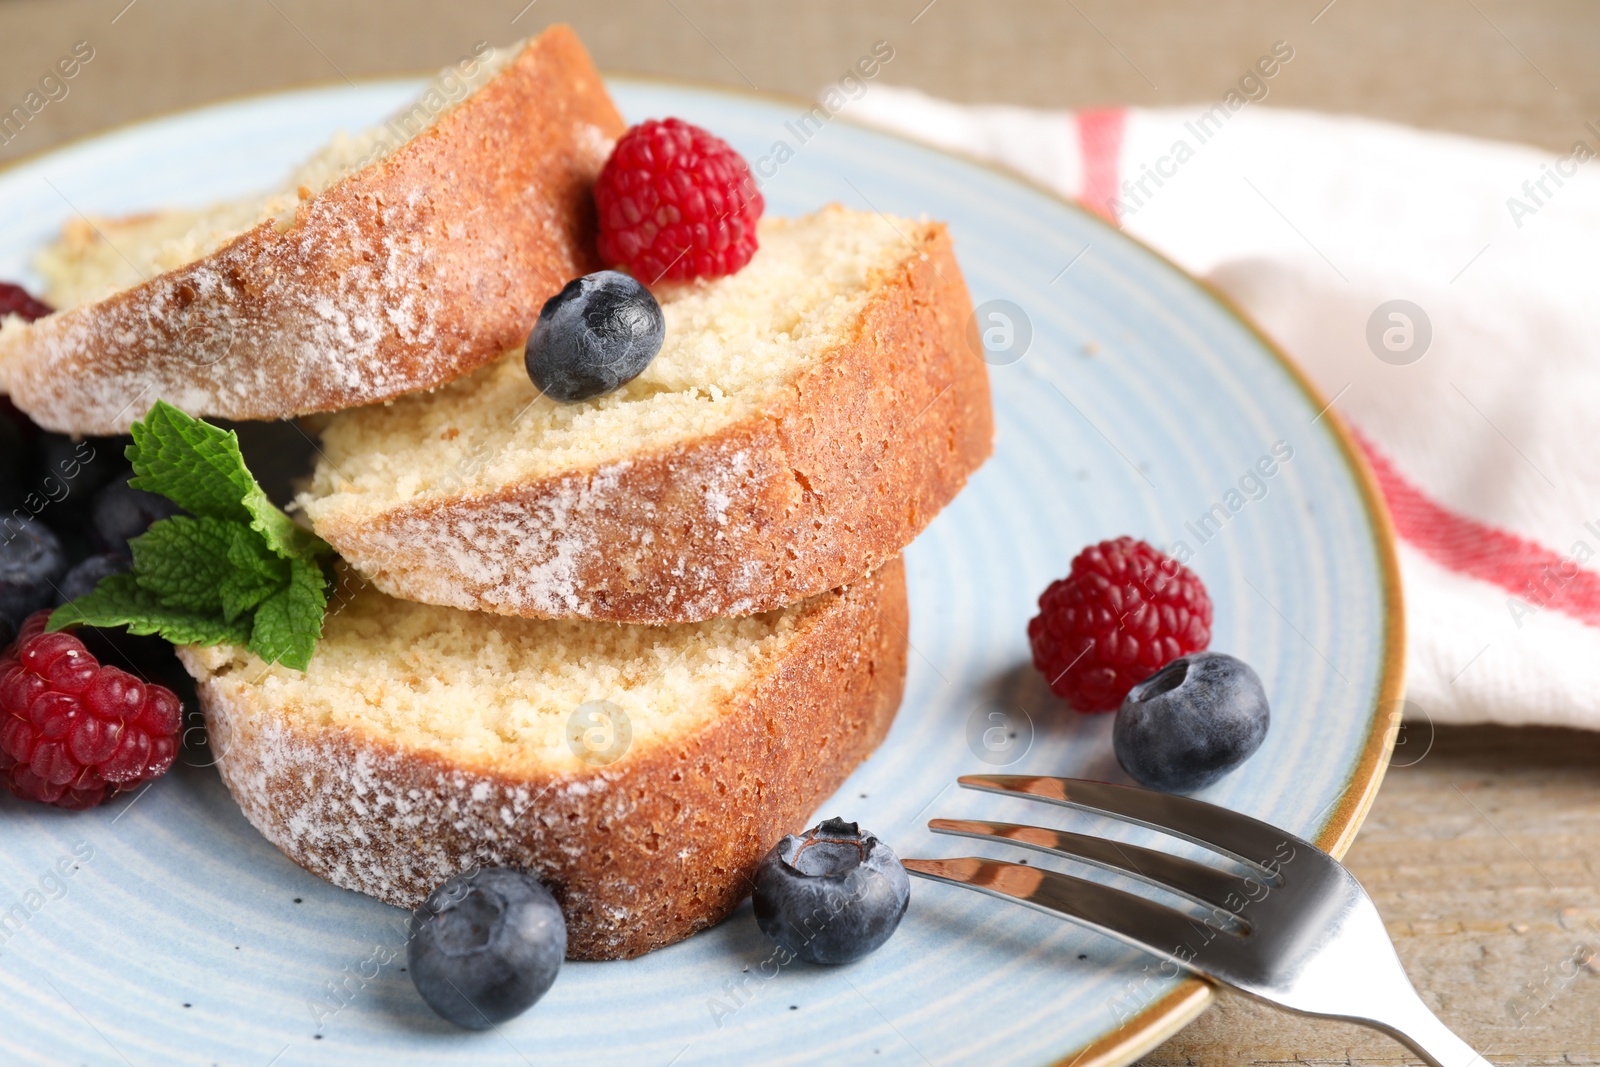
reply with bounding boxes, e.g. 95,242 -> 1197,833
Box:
594,118 -> 764,283
0,282 -> 52,323
0,611 -> 180,809
1027,537 -> 1212,713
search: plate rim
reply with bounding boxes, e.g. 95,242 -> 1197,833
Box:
0,71 -> 1406,1067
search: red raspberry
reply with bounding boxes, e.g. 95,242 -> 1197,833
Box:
0,611 -> 180,810
594,118 -> 764,283
0,282 -> 52,323
1027,537 -> 1212,713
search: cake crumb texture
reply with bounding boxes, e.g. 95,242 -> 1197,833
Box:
305,207 -> 994,623
179,558 -> 909,960
0,25 -> 623,434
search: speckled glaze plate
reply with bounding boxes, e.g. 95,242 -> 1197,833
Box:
0,77 -> 1403,1067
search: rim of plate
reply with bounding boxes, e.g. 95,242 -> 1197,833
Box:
0,69 -> 1407,1067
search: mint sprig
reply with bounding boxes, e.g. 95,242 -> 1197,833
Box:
48,401 -> 333,670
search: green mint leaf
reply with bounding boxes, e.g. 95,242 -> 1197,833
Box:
48,574 -> 252,646
242,479 -> 325,561
126,400 -> 256,523
128,515 -> 239,614
247,556 -> 328,671
55,401 -> 337,672
221,530 -> 290,623
127,400 -> 331,559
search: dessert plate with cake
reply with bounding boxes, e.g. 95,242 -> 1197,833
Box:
0,27 -> 1401,1067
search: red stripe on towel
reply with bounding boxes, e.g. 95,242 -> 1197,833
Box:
1355,430 -> 1600,628
1076,108 -> 1126,223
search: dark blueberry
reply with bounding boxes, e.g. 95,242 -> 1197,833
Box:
408,867 -> 565,1030
0,517 -> 67,635
57,553 -> 129,603
91,480 -> 181,554
57,552 -> 184,693
1113,651 -> 1271,794
37,433 -> 124,499
0,411 -> 27,511
29,434 -> 125,560
752,817 -> 910,965
524,270 -> 665,402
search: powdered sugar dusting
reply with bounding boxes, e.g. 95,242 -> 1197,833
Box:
323,440 -> 791,622
0,34 -> 617,435
575,122 -> 617,177
2,206 -> 446,433
174,563 -> 907,960
353,460 -> 632,616
198,682 -> 655,957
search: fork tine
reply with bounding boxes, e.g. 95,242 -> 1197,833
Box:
958,775 -> 1299,873
929,818 -> 1250,912
904,857 -> 1240,967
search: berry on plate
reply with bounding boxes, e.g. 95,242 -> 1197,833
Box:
1027,536 -> 1212,713
0,282 -> 52,323
0,610 -> 181,809
91,480 -> 183,555
0,413 -> 27,515
0,518 -> 67,640
524,270 -> 666,401
408,867 -> 566,1030
1113,651 -> 1270,793
752,817 -> 910,965
57,554 -> 131,604
594,117 -> 764,283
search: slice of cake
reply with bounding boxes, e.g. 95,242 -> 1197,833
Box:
178,558 -> 908,961
0,26 -> 623,435
303,206 -> 993,624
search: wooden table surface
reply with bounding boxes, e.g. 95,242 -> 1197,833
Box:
3,3 -> 1597,1063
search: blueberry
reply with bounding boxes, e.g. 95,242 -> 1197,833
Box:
5,434 -> 128,562
55,541 -> 181,690
1113,651 -> 1270,794
408,867 -> 565,1030
57,553 -> 130,603
0,517 -> 67,635
524,270 -> 665,402
91,480 -> 181,554
0,410 -> 27,511
752,817 -> 910,965
36,433 -> 124,501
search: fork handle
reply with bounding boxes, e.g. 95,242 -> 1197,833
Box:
1379,991 -> 1493,1067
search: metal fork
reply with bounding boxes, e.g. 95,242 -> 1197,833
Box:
904,774 -> 1490,1067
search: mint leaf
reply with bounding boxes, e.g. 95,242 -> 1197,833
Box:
248,556 -> 328,671
129,515 -> 238,614
242,478 -> 321,560
48,574 -> 252,646
127,400 -> 330,559
54,401 -> 338,671
221,531 -> 290,623
126,401 -> 256,523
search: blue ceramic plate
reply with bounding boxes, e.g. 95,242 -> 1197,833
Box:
0,78 -> 1403,1067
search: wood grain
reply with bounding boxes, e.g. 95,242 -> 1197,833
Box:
0,0 -> 1596,162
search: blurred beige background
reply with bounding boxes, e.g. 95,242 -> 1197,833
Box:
1,0 -> 1598,165
3,2 -> 1598,1065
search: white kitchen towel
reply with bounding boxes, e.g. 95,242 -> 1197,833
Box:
838,84 -> 1600,730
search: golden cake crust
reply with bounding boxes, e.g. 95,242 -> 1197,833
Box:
309,225 -> 993,623
0,25 -> 623,434
179,558 -> 908,961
